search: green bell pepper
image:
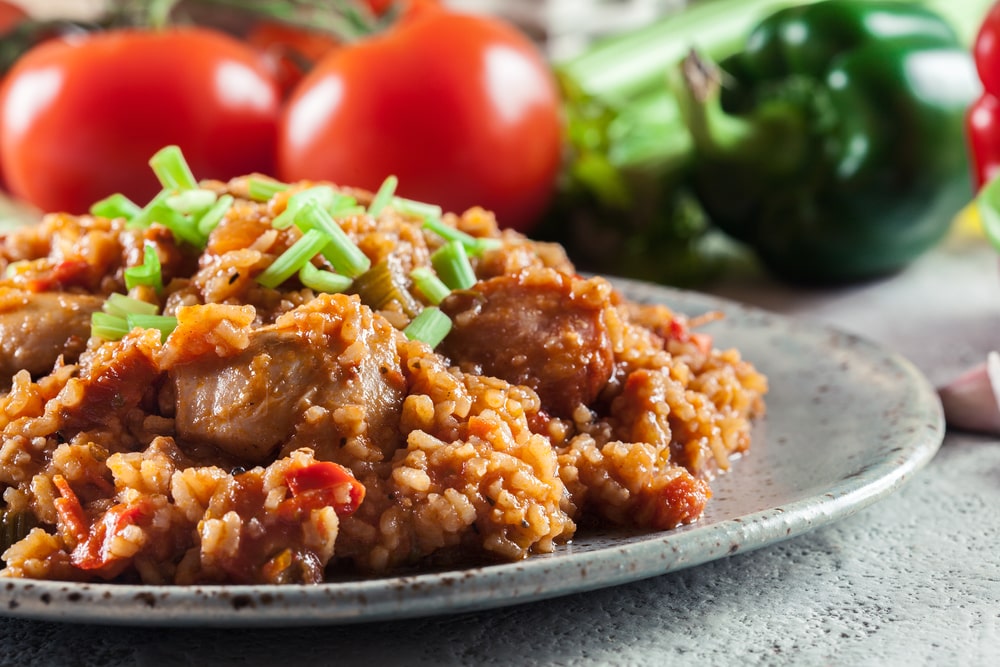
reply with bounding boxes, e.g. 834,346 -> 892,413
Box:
547,0 -> 990,287
674,0 -> 981,283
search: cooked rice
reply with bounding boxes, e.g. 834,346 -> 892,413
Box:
0,176 -> 767,584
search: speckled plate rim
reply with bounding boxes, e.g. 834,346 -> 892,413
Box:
0,281 -> 945,627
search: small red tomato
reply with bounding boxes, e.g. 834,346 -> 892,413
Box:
0,27 -> 281,214
0,0 -> 29,186
975,2 -> 1000,98
276,9 -> 562,232
967,92 -> 1000,189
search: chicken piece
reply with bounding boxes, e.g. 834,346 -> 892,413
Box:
168,295 -> 407,465
0,288 -> 104,385
440,268 -> 614,418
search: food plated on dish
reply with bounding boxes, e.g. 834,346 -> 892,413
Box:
0,148 -> 766,585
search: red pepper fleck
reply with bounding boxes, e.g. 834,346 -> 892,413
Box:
25,259 -> 92,292
285,460 -> 365,517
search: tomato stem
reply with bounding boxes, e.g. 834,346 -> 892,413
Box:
106,0 -> 182,29
148,0 -> 179,29
177,0 -> 383,42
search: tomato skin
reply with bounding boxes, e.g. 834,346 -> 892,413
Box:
0,28 -> 281,214
276,11 -> 562,232
975,2 -> 1000,98
0,0 -> 29,186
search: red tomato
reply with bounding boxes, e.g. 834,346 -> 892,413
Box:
0,0 -> 29,186
975,2 -> 1000,98
276,10 -> 562,232
0,28 -> 281,214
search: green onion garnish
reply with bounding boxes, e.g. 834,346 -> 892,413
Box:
102,292 -> 158,318
430,240 -> 477,291
298,262 -> 353,294
351,259 -> 421,317
272,186 -> 339,229
91,290 -> 175,342
91,312 -> 130,341
124,243 -> 164,292
403,307 -> 452,348
295,200 -> 371,278
166,189 -> 217,215
127,190 -> 170,229
127,190 -> 206,247
410,267 -> 451,305
90,193 -> 141,221
392,196 -> 442,220
149,145 -> 198,191
197,194 -> 234,236
248,178 -> 289,202
330,205 -> 366,218
367,175 -> 398,218
422,217 -> 500,257
257,228 -> 330,289
126,313 -> 178,343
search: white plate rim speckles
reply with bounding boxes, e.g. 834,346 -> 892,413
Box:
0,280 -> 945,627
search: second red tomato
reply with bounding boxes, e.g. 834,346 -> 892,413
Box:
276,10 -> 563,232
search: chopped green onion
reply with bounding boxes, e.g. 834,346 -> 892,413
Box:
166,189 -> 217,215
248,178 -> 289,202
272,186 -> 339,229
124,243 -> 164,292
295,200 -> 371,278
91,312 -> 130,341
127,190 -> 170,229
126,313 -> 178,343
90,193 -> 141,221
367,175 -> 398,218
197,194 -> 234,236
298,262 -> 353,293
102,292 -> 158,318
257,228 -> 330,289
127,190 -> 206,247
403,307 -> 452,348
351,259 -> 421,317
330,205 -> 366,218
430,240 -> 477,291
410,266 -> 451,305
161,214 -> 205,247
391,196 -> 442,220
149,145 -> 198,191
422,217 -> 501,257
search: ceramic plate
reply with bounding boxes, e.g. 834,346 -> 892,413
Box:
0,281 -> 945,627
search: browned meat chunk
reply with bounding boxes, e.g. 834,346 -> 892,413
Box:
440,268 -> 614,418
168,295 -> 407,465
171,330 -> 325,462
0,288 -> 104,385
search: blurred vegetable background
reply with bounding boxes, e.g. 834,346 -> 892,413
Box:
0,0 -> 995,285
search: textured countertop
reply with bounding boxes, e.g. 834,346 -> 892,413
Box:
2,232 -> 998,666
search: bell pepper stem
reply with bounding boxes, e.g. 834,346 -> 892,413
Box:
672,49 -> 808,177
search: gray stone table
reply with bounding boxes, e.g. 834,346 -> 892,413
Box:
2,231 -> 998,666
